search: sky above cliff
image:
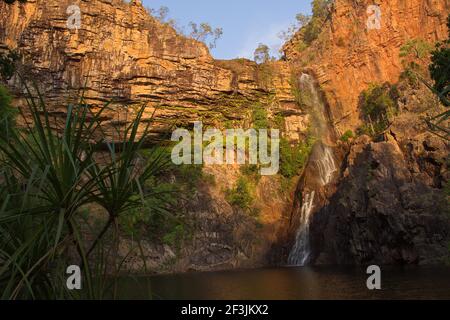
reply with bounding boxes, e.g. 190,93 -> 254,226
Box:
142,0 -> 312,60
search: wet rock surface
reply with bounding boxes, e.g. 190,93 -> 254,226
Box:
283,0 -> 450,133
310,132 -> 449,265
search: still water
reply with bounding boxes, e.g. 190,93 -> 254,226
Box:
116,266 -> 450,300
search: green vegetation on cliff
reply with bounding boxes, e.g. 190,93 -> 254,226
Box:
303,0 -> 333,45
358,83 -> 399,137
429,15 -> 450,94
146,5 -> 223,49
400,39 -> 433,86
279,134 -> 316,179
226,176 -> 258,217
279,0 -> 334,53
424,14 -> 450,140
340,130 -> 354,143
252,103 -> 269,130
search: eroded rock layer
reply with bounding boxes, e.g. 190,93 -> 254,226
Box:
308,80 -> 450,265
1,0 -> 449,270
0,0 -> 300,139
0,0 -> 303,272
284,0 -> 450,133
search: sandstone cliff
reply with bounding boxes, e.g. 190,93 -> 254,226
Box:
1,0 -> 302,140
1,0 -> 449,270
0,0 -> 305,272
307,71 -> 450,264
284,0 -> 450,134
277,0 -> 450,266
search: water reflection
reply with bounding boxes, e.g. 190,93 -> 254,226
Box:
116,266 -> 450,300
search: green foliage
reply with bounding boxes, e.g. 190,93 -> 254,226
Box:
340,130 -> 354,143
279,0 -> 332,53
399,39 -> 433,85
273,114 -> 284,129
358,83 -> 399,137
119,182 -> 176,236
241,164 -> 261,182
141,144 -> 206,191
119,143 -> 211,248
241,164 -> 259,176
120,178 -> 186,250
119,142 -> 211,246
176,164 -> 204,190
400,68 -> 421,87
256,63 -> 274,88
0,85 -> 16,139
252,104 -> 269,129
188,22 -> 223,49
279,134 -> 316,178
162,224 -> 186,249
303,0 -> 333,45
145,6 -> 223,49
279,175 -> 294,193
254,43 -> 271,64
0,78 -> 172,299
400,39 -> 433,63
429,15 -> 450,94
278,13 -> 312,42
226,176 -> 254,211
420,14 -> 450,140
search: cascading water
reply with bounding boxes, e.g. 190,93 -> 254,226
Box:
315,144 -> 337,186
288,191 -> 315,265
288,73 -> 337,266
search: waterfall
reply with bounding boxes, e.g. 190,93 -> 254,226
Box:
288,73 -> 337,266
298,73 -> 330,141
288,191 -> 315,265
315,144 -> 337,186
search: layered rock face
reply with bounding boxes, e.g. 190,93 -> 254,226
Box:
0,0 -> 299,139
117,167 -> 293,272
308,82 -> 450,265
284,0 -> 450,133
281,0 -> 450,266
1,0 -> 303,272
1,0 -> 449,270
310,136 -> 449,265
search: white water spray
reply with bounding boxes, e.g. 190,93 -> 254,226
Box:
288,74 -> 337,266
288,191 -> 315,265
315,144 -> 337,186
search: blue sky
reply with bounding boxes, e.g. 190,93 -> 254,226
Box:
141,0 -> 312,60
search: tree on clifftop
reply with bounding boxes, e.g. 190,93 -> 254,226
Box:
188,22 -> 223,49
278,0 -> 334,52
253,43 -> 271,64
145,5 -> 223,50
